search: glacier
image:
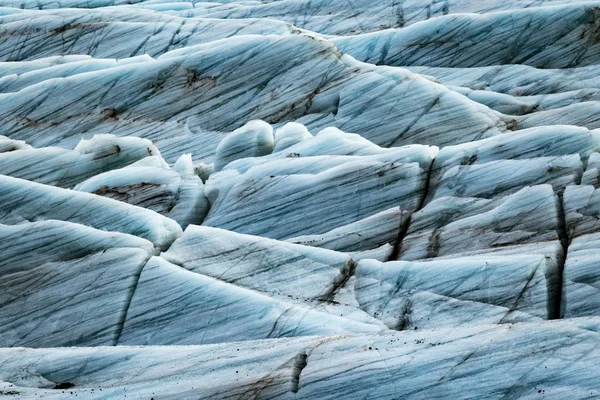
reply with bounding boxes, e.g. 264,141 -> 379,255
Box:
2,0 -> 600,398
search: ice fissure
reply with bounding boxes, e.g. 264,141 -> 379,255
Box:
113,253 -> 152,345
388,150 -> 436,262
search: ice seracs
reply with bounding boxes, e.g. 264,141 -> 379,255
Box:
0,34 -> 511,162
354,253 -> 557,330
399,185 -> 561,261
0,134 -> 160,188
287,206 -> 405,259
273,122 -> 312,152
333,3 -> 600,68
0,336 -> 319,398
214,120 -> 274,172
562,185 -> 600,318
295,319 -> 600,399
203,128 -> 435,252
162,225 -> 353,301
408,64 -> 600,97
75,153 -> 209,228
0,8 -> 297,61
0,135 -> 31,152
0,174 -> 182,251
428,125 -> 600,201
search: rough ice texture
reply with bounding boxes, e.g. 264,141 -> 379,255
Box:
213,120 -> 274,171
162,225 -> 352,301
0,134 -> 160,188
333,4 -> 600,68
0,174 -> 182,250
118,256 -> 383,345
287,207 -> 406,254
0,34 -> 512,162
2,320 -> 600,398
428,126 -> 600,202
202,128 -> 435,251
0,0 -> 591,33
161,225 -> 384,324
3,0 -> 600,396
0,135 -> 31,152
0,8 -> 296,61
203,140 -> 433,243
0,220 -> 153,347
273,122 -> 312,152
75,154 -> 209,228
399,185 -> 561,260
295,319 -> 600,399
562,185 -> 600,318
355,253 -> 556,330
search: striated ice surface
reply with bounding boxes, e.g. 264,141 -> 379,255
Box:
333,4 -> 600,68
0,33 -> 514,162
399,185 -> 562,261
162,225 -> 354,301
273,122 -> 312,152
355,253 -> 556,329
118,256 -> 383,345
0,174 -> 182,250
4,0 -> 600,397
0,220 -> 153,347
203,131 -> 434,243
75,153 -> 209,228
2,320 -> 600,398
0,134 -> 160,187
214,120 -> 274,171
0,8 -> 296,61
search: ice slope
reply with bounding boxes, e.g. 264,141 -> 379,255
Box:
0,220 -> 153,347
118,256 -> 384,345
0,174 -> 182,250
562,185 -> 600,317
0,0 -> 592,35
161,225 -> 354,301
0,134 -> 160,188
355,254 -> 555,329
0,34 -> 511,162
2,320 -> 600,398
161,225 -> 385,323
333,3 -> 600,68
399,185 -> 562,260
203,129 -> 435,246
0,8 -> 297,61
167,0 -> 599,36
75,153 -> 209,228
